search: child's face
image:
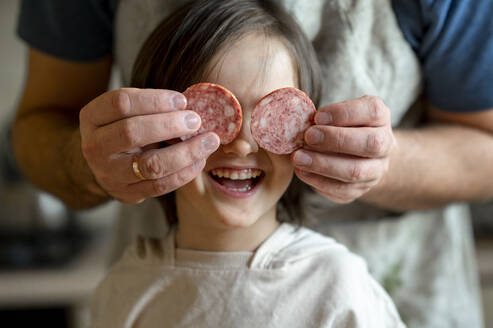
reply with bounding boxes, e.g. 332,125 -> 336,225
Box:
176,33 -> 297,229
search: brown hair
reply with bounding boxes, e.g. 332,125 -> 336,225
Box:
131,0 -> 321,225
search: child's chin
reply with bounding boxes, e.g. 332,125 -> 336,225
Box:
215,211 -> 258,229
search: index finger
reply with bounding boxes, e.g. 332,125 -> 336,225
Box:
315,95 -> 390,127
84,88 -> 187,127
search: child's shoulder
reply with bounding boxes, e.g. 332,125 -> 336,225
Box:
260,223 -> 368,274
264,224 -> 404,324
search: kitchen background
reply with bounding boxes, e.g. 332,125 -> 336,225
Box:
1,1 -> 493,327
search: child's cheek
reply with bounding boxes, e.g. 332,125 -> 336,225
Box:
274,153 -> 295,175
273,154 -> 295,192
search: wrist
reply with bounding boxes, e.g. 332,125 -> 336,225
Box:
63,129 -> 111,207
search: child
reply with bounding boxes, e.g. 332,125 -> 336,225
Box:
92,1 -> 405,327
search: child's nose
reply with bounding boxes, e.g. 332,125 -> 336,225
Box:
221,116 -> 259,157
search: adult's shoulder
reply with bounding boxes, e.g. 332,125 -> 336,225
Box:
17,0 -> 118,61
392,0 -> 493,111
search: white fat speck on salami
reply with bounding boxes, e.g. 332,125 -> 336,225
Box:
182,83 -> 242,144
251,87 -> 315,154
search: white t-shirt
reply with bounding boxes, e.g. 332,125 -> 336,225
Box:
92,223 -> 405,328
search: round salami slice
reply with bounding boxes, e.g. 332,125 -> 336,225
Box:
182,83 -> 242,144
250,87 -> 316,154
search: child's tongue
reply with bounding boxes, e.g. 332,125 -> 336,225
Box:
216,177 -> 253,189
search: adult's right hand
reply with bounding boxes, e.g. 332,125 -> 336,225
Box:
79,88 -> 220,204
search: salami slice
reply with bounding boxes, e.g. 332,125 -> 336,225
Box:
182,83 -> 242,144
250,87 -> 316,154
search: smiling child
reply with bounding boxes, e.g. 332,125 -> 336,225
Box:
91,1 -> 405,327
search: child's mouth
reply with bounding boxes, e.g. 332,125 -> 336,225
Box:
209,168 -> 264,197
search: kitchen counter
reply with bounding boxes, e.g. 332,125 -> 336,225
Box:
0,227 -> 112,308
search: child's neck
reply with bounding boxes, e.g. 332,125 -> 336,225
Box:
175,207 -> 280,252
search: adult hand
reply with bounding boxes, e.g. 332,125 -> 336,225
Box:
291,95 -> 396,203
79,88 -> 220,204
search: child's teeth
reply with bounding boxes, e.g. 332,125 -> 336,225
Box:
211,168 -> 262,179
227,186 -> 252,192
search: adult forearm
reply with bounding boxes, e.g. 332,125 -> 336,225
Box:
12,109 -> 110,209
361,124 -> 493,211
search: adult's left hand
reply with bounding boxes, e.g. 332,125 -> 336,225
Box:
290,95 -> 396,203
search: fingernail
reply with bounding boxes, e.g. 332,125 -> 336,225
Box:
202,134 -> 219,152
293,151 -> 312,166
171,93 -> 187,110
185,113 -> 200,130
316,112 -> 332,125
306,128 -> 323,145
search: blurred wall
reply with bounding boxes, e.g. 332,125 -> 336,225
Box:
0,0 -> 24,124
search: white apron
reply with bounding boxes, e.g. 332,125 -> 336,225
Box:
112,1 -> 483,327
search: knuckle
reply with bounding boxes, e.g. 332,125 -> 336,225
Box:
366,130 -> 386,156
152,179 -> 170,196
149,92 -> 166,112
119,119 -> 140,146
191,159 -> 206,171
112,90 -> 132,117
175,167 -> 195,186
142,153 -> 167,179
170,143 -> 200,168
188,140 -> 206,162
365,95 -> 386,122
193,147 -> 206,163
162,112 -> 180,133
334,128 -> 346,153
340,102 -> 352,123
152,168 -> 194,196
151,94 -> 162,112
349,163 -> 363,182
